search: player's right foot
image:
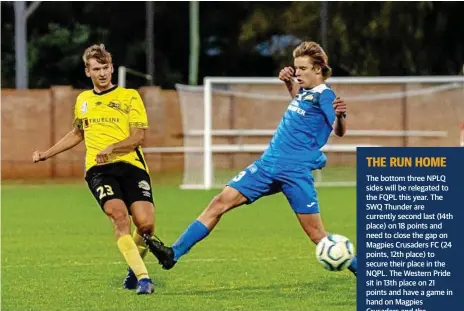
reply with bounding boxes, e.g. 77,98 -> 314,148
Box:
143,234 -> 177,270
136,278 -> 154,295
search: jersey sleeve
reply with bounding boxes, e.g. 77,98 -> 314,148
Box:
319,89 -> 336,127
129,90 -> 149,128
73,96 -> 83,130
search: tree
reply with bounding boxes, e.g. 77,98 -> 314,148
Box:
238,1 -> 464,76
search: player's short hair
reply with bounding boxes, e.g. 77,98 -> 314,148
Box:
293,41 -> 332,79
82,44 -> 112,67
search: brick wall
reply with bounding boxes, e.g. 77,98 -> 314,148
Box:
1,83 -> 462,179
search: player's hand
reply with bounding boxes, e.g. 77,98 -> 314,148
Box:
279,67 -> 294,83
333,97 -> 347,118
96,145 -> 114,164
32,151 -> 48,163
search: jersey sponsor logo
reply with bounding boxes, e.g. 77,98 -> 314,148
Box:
287,104 -> 306,116
86,117 -> 120,124
81,101 -> 88,113
138,180 -> 151,191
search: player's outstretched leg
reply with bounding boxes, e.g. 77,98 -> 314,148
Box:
145,186 -> 247,269
296,213 -> 357,276
144,234 -> 177,270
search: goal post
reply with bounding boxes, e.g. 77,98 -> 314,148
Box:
170,76 -> 464,189
117,66 -> 153,88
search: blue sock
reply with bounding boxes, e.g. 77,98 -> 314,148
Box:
172,220 -> 210,261
348,256 -> 357,274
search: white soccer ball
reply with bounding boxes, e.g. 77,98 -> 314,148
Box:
315,234 -> 355,271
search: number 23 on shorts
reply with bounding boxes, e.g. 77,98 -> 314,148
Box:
96,185 -> 114,199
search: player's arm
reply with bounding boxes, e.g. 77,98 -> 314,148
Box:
96,90 -> 149,164
109,128 -> 145,154
96,128 -> 145,164
333,97 -> 347,137
32,127 -> 84,162
279,67 -> 299,98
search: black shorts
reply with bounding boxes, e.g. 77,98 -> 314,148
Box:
85,161 -> 154,213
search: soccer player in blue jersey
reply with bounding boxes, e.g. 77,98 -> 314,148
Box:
145,41 -> 357,276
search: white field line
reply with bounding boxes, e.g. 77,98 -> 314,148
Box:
2,255 -> 310,269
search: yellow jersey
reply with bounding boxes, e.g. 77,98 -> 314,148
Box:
73,85 -> 149,172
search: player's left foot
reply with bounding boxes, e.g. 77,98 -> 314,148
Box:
122,267 -> 138,289
136,278 -> 154,295
143,234 -> 177,270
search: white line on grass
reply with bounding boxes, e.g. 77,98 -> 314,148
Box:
2,255 -> 309,269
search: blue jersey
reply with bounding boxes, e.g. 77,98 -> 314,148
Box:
260,84 -> 336,169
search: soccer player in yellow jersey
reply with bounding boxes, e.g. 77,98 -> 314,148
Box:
32,44 -> 155,295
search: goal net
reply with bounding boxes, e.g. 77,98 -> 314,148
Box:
174,76 -> 464,189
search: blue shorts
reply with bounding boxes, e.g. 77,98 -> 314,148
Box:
227,160 -> 320,214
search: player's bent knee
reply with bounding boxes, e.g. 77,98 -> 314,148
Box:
104,199 -> 131,234
136,222 -> 154,236
111,211 -> 130,227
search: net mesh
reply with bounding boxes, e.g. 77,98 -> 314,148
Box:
175,79 -> 464,189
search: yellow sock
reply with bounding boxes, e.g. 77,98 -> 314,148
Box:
117,234 -> 149,280
133,230 -> 149,259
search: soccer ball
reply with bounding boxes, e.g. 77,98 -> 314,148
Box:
315,234 -> 355,271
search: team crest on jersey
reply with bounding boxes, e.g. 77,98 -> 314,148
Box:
108,101 -> 121,109
108,100 -> 130,114
138,180 -> 151,191
81,101 -> 88,113
303,94 -> 314,101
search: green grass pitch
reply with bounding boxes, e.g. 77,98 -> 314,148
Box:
2,181 -> 356,311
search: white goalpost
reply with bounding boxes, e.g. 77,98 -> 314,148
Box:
144,76 -> 464,189
117,66 -> 153,88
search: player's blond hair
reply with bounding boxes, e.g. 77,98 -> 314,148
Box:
293,41 -> 332,79
82,44 -> 112,67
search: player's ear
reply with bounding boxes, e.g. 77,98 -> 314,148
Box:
313,64 -> 322,75
110,64 -> 114,74
85,66 -> 91,78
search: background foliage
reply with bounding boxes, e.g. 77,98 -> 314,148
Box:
2,1 -> 463,89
